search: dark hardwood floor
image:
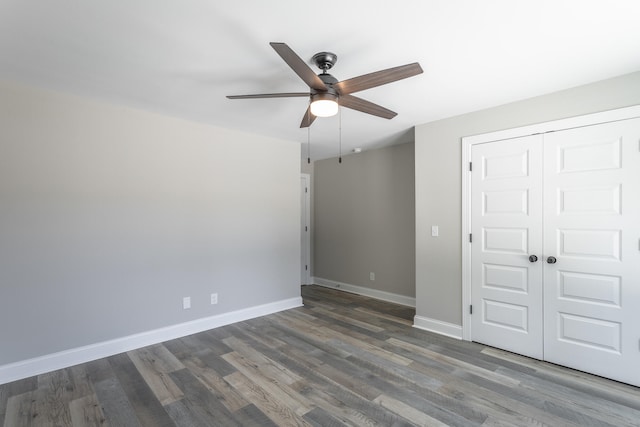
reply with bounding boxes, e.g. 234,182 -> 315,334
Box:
2,285 -> 640,426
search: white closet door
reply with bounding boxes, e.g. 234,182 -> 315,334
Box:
542,118 -> 640,386
471,135 -> 544,359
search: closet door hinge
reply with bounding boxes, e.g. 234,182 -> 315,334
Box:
469,233 -> 473,243
470,305 -> 473,314
469,162 -> 472,171
305,187 -> 308,193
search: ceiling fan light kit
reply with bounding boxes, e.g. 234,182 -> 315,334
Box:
310,93 -> 339,117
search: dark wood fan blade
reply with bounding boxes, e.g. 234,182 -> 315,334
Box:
300,106 -> 317,128
227,92 -> 309,99
270,42 -> 327,91
339,94 -> 397,119
334,63 -> 423,95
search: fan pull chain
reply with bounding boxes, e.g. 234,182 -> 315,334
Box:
338,106 -> 342,164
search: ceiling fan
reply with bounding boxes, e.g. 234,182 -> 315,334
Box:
227,42 -> 423,128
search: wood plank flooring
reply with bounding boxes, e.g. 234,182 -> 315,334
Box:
2,285 -> 640,426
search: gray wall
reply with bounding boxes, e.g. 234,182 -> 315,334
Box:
0,80 -> 301,365
314,142 -> 415,298
415,71 -> 640,325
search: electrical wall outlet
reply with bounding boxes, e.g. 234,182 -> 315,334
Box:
370,272 -> 375,281
183,296 -> 191,310
211,293 -> 218,305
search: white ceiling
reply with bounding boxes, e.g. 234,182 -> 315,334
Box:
1,1 -> 639,160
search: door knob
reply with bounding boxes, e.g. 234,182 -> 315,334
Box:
528,255 -> 538,262
547,256 -> 557,264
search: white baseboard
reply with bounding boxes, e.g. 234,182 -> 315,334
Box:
413,315 -> 463,340
0,296 -> 302,385
313,277 -> 416,307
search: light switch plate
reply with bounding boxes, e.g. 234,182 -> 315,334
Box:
431,226 -> 439,237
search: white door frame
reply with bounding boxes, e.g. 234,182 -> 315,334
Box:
461,105 -> 640,341
301,173 -> 312,285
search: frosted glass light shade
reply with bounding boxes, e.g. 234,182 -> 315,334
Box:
310,99 -> 339,117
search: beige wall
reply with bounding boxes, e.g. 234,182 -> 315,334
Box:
0,80 -> 301,365
314,142 -> 415,298
415,71 -> 640,325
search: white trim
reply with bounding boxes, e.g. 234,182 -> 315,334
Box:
0,297 -> 302,385
461,104 -> 640,342
313,277 -> 416,307
461,130 -> 472,341
413,315 -> 463,340
464,105 -> 640,145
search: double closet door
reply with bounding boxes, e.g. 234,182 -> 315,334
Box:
470,118 -> 640,386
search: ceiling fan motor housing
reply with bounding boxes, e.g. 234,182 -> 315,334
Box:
311,73 -> 339,99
